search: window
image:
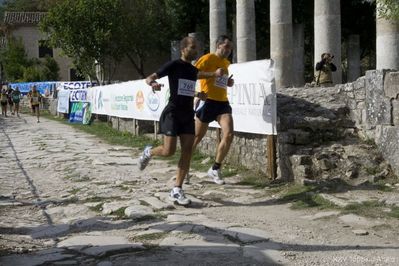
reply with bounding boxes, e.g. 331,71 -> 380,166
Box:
39,40 -> 53,58
70,69 -> 85,81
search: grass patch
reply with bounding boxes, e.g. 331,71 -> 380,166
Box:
67,188 -> 81,195
89,203 -> 103,212
40,111 -> 159,149
237,175 -> 271,189
365,166 -> 381,176
343,201 -> 389,218
84,196 -> 122,203
135,213 -> 166,222
112,207 -> 127,219
132,232 -> 168,242
388,206 -> 399,219
277,184 -> 337,209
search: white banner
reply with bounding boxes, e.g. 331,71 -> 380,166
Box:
57,89 -> 70,113
91,78 -> 169,120
227,59 -> 276,135
70,89 -> 89,102
90,59 -> 276,135
57,81 -> 94,90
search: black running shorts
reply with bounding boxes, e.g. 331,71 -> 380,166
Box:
195,99 -> 232,123
159,105 -> 195,136
32,104 -> 40,112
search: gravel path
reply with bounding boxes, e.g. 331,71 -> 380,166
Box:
1,114 -> 399,265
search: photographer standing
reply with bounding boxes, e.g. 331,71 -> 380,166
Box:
315,53 -> 337,87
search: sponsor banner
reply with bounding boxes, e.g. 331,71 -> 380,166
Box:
9,82 -> 56,95
57,81 -> 95,90
225,59 -> 276,135
91,78 -> 169,121
90,59 -> 276,135
57,89 -> 70,113
69,102 -> 92,124
70,89 -> 89,102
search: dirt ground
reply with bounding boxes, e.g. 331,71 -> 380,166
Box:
1,114 -> 399,265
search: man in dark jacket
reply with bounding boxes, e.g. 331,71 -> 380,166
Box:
315,53 -> 337,87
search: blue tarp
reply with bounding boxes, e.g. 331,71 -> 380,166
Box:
9,82 -> 56,95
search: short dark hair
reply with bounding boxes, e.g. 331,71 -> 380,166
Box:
180,36 -> 195,50
216,35 -> 231,46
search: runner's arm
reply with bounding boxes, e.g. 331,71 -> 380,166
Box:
145,73 -> 162,91
197,68 -> 224,79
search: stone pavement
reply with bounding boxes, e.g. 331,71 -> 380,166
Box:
1,114 -> 399,266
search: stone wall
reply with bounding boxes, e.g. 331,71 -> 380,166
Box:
45,70 -> 399,180
338,70 -> 399,175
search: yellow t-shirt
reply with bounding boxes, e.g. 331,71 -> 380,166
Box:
195,53 -> 230,102
31,91 -> 40,105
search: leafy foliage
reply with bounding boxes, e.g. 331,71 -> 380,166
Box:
377,0 -> 399,20
1,37 -> 59,82
41,0 -> 177,80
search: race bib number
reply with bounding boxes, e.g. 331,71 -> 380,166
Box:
214,76 -> 228,88
178,79 -> 196,97
32,97 -> 39,104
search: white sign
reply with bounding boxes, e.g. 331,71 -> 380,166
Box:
227,59 -> 276,135
70,89 -> 89,102
91,77 -> 169,121
57,81 -> 94,90
57,89 -> 70,113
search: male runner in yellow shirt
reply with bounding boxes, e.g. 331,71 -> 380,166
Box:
192,35 -> 235,185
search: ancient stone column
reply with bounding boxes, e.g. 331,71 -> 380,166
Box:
314,0 -> 342,84
188,32 -> 205,61
170,40 -> 180,60
347,34 -> 360,82
293,24 -> 305,87
376,7 -> 399,70
236,0 -> 256,63
209,0 -> 226,53
270,0 -> 293,88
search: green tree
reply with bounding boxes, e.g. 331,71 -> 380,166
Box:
1,37 -> 28,81
377,0 -> 399,20
41,0 -> 127,83
41,0 -> 176,81
1,37 -> 59,82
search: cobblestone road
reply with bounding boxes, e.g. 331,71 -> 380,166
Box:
1,114 -> 399,266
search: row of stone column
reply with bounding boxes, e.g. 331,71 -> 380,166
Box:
176,0 -> 399,88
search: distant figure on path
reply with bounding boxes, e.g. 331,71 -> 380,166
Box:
11,87 -> 22,117
138,36 -> 223,206
30,85 -> 41,123
1,87 -> 8,116
7,87 -> 14,115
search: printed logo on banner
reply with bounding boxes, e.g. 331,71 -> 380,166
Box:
136,90 -> 145,111
70,90 -> 88,102
146,92 -> 160,111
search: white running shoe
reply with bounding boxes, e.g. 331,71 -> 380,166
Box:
207,167 -> 225,185
138,145 -> 152,170
168,187 -> 191,205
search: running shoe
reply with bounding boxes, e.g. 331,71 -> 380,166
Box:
207,167 -> 225,185
138,145 -> 152,170
169,187 -> 191,205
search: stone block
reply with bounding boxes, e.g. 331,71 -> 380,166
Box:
290,155 -> 312,166
384,71 -> 399,98
293,165 -> 312,179
392,100 -> 399,126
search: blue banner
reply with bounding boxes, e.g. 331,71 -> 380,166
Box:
9,82 -> 56,95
